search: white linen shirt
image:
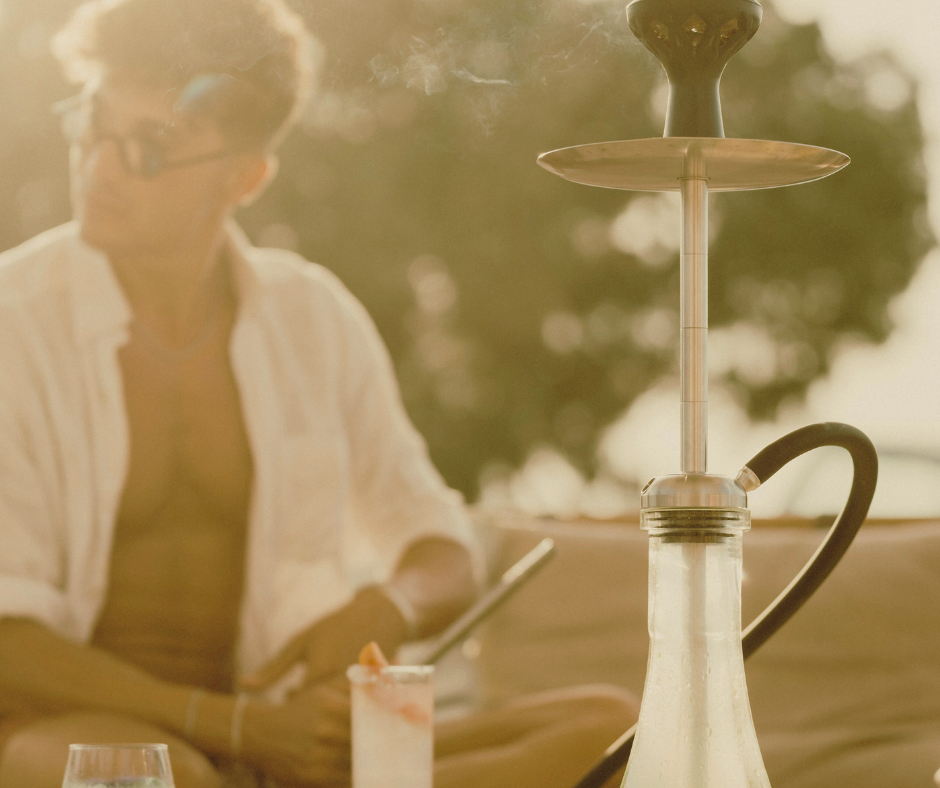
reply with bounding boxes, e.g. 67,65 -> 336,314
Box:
0,222 -> 478,676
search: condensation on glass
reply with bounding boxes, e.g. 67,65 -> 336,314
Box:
623,509 -> 770,788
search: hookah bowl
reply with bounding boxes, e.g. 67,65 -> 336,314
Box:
627,0 -> 762,138
537,1 -> 880,786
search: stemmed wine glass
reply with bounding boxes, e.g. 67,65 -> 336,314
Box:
62,744 -> 175,788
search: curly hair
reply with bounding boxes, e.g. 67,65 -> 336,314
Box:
52,0 -> 317,149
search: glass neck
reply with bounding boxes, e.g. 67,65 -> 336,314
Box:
623,532 -> 771,788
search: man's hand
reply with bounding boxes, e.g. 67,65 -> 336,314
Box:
241,678 -> 352,787
241,586 -> 408,692
241,537 -> 475,694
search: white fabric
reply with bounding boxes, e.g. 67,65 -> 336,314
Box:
0,222 -> 479,675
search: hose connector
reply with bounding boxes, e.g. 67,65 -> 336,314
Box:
734,465 -> 761,492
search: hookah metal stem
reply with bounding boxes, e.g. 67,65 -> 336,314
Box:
680,161 -> 708,475
681,155 -> 710,776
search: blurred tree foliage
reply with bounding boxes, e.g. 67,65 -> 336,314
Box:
0,0 -> 932,497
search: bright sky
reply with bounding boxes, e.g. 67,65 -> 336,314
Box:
501,0 -> 940,520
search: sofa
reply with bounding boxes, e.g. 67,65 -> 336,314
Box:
470,511 -> 940,788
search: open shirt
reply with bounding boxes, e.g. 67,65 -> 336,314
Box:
0,222 -> 479,675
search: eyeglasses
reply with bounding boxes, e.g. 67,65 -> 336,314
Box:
53,94 -> 246,179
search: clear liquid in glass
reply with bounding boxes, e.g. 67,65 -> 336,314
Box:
62,743 -> 174,788
623,532 -> 771,788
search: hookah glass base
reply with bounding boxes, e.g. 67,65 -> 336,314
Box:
572,426 -> 877,788
623,512 -> 770,788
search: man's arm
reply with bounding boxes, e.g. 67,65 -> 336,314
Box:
383,535 -> 477,640
0,618 -> 230,749
0,618 -> 352,785
242,274 -> 482,692
242,535 -> 477,691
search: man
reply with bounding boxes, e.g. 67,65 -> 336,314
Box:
0,0 -> 637,786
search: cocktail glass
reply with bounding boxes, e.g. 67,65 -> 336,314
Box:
61,743 -> 174,788
347,664 -> 434,788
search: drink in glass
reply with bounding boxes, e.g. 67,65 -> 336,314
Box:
61,743 -> 174,788
347,664 -> 434,788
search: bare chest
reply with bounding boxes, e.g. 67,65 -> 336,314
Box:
116,326 -> 253,530
92,322 -> 254,688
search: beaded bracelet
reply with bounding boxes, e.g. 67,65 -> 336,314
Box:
230,693 -> 249,758
183,689 -> 204,739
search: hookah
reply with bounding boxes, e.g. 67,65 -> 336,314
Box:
536,1 -> 881,786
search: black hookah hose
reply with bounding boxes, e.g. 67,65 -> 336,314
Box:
572,422 -> 879,788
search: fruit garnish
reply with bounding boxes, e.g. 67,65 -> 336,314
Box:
359,641 -> 390,668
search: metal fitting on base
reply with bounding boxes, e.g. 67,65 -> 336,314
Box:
641,473 -> 750,534
641,472 -> 748,509
641,507 -> 751,536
